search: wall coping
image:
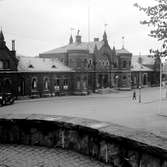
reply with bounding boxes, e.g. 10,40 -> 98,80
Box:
0,113 -> 167,159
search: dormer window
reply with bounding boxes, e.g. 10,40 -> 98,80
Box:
28,64 -> 34,68
52,65 -> 56,68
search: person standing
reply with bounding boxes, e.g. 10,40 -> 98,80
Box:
132,90 -> 136,100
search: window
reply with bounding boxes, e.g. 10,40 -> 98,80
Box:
84,59 -> 87,64
76,77 -> 81,89
0,60 -> 4,69
83,77 -> 87,89
123,76 -> 127,80
54,79 -> 60,91
113,62 -> 117,68
32,78 -> 37,90
44,78 -> 49,90
52,65 -> 56,68
63,79 -> 69,90
123,61 -> 127,68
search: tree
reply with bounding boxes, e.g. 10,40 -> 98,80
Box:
134,0 -> 167,56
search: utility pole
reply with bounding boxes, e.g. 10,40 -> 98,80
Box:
159,48 -> 162,113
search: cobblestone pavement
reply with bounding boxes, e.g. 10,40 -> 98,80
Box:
0,144 -> 110,167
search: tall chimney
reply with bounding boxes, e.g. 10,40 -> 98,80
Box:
12,40 -> 15,51
94,38 -> 99,42
76,35 -> 81,44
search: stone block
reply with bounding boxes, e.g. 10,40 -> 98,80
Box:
42,131 -> 55,147
79,135 -> 89,155
30,128 -> 43,146
88,136 -> 99,159
126,150 -> 140,167
8,125 -> 20,143
64,130 -> 79,151
162,160 -> 167,167
139,154 -> 161,167
99,140 -> 107,162
20,130 -> 30,145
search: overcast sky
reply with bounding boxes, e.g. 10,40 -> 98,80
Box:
0,0 -> 160,56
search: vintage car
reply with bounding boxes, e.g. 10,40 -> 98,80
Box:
0,93 -> 15,106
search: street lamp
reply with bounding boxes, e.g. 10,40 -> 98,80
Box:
138,53 -> 143,103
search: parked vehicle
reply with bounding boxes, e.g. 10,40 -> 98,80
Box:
0,93 -> 15,106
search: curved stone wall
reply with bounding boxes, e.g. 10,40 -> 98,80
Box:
0,113 -> 167,167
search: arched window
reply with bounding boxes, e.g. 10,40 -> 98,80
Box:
63,79 -> 69,90
44,78 -> 49,90
83,77 -> 87,89
76,77 -> 80,89
0,60 -> 4,69
32,78 -> 37,90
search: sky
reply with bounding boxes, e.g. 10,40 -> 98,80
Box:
0,0 -> 161,57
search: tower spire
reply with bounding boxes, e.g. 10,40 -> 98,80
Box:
0,29 -> 6,48
69,28 -> 74,44
122,36 -> 125,49
103,31 -> 107,42
0,29 -> 5,41
69,35 -> 73,44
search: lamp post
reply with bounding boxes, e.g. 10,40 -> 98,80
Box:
138,53 -> 143,103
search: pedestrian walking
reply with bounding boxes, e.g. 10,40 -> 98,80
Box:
132,90 -> 136,100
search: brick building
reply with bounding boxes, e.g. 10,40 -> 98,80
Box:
0,30 -> 18,95
0,30 -> 74,98
131,55 -> 160,88
39,31 -> 132,92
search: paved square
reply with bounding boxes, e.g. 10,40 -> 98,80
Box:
0,87 -> 167,138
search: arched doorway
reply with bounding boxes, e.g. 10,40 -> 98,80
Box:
76,77 -> 81,90
3,78 -> 12,92
18,79 -> 25,96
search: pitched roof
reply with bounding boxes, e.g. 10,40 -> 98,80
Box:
116,48 -> 132,54
131,63 -> 153,71
131,55 -> 154,71
132,55 -> 155,65
17,56 -> 72,72
40,40 -> 104,55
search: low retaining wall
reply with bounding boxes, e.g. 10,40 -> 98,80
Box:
0,114 -> 167,167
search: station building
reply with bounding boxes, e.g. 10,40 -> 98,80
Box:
0,29 -> 160,99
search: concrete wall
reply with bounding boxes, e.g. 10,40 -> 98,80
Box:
0,114 -> 167,167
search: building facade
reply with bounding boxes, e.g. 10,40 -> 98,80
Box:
40,31 -> 132,93
131,55 -> 160,88
0,30 -> 75,98
0,29 -> 160,99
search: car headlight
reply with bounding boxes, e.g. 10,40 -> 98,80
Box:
0,96 -> 2,99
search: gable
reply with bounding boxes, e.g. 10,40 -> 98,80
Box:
0,46 -> 18,71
